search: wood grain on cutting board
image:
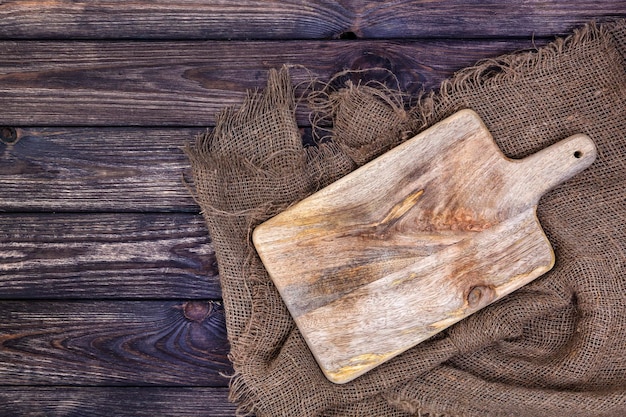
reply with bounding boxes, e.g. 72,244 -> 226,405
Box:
253,110 -> 596,383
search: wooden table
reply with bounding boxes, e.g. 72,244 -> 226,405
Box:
0,2 -> 623,415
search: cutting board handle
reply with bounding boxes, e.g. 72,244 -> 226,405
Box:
516,133 -> 597,202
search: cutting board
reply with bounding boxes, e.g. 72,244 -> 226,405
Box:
252,109 -> 596,384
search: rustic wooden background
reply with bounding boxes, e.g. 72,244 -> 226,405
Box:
0,1 -> 624,415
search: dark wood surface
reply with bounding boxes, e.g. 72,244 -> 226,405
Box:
0,40 -> 533,126
0,300 -> 230,385
0,388 -> 234,417
0,214 -> 220,298
0,128 -> 202,211
1,1 -> 624,415
0,0 -> 620,39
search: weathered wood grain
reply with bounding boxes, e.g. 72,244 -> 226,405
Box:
0,39 -> 534,126
0,300 -> 231,386
1,3 -> 620,413
253,110 -> 597,383
0,127 -> 201,212
0,387 -> 236,417
0,213 -> 220,299
0,126 -> 319,211
0,1 -> 621,40
347,1 -> 625,39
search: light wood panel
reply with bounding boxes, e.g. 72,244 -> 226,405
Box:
254,110 -> 597,383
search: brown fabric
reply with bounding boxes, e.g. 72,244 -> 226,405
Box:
186,20 -> 626,417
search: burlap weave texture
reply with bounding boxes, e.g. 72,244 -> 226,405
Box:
186,21 -> 626,416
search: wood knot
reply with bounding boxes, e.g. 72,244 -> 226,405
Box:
182,301 -> 211,322
466,285 -> 495,308
0,126 -> 18,144
339,31 -> 358,40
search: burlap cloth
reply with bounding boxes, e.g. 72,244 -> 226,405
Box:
186,21 -> 626,416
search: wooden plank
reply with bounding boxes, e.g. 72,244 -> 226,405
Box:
0,300 -> 231,386
0,1 -> 621,40
0,213 -> 220,299
350,1 -> 625,39
0,39 -> 534,126
0,387 -> 236,417
0,127 -> 201,212
253,110 -> 597,383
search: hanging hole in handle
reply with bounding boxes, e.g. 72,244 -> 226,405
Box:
573,150 -> 582,159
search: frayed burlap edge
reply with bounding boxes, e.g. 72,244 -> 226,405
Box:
415,20 -> 623,126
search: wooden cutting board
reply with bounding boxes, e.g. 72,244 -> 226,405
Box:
252,109 -> 596,384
